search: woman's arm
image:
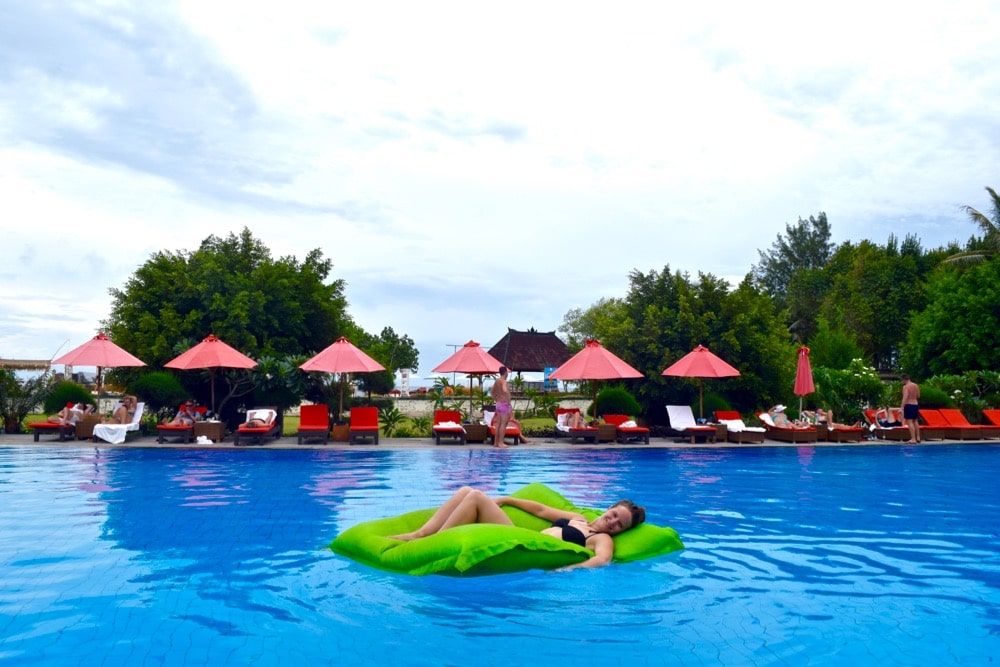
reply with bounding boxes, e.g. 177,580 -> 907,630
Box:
559,534 -> 615,570
496,497 -> 584,522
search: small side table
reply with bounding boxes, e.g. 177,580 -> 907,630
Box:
465,424 -> 488,443
598,423 -> 618,443
814,423 -> 828,441
194,421 -> 226,443
714,423 -> 727,442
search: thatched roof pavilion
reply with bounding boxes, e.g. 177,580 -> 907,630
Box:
488,328 -> 571,373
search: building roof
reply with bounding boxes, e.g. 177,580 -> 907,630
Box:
488,328 -> 571,372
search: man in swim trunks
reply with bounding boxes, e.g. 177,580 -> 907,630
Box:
490,366 -> 512,448
900,374 -> 921,443
388,486 -> 645,569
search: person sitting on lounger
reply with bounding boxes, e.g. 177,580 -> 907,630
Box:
245,409 -> 275,428
388,486 -> 645,569
564,411 -> 591,429
47,402 -> 93,425
163,400 -> 199,426
768,405 -> 812,429
105,395 -> 138,424
874,407 -> 903,428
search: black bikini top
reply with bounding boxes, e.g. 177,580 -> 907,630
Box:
552,518 -> 592,548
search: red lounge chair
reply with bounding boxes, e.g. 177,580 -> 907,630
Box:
348,406 -> 380,445
714,410 -> 765,444
432,409 -> 466,445
297,404 -> 330,444
864,409 -> 909,441
156,404 -> 207,443
757,412 -> 818,443
603,414 -> 650,444
553,407 -> 598,443
234,407 -> 280,446
984,409 -> 1000,427
26,421 -> 76,442
918,409 -> 972,440
938,408 -> 1000,439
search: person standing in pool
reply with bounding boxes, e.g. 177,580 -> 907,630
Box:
490,366 -> 513,448
901,374 -> 921,443
388,486 -> 645,569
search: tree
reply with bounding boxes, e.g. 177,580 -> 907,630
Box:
902,257 -> 1000,376
752,213 -> 834,302
946,186 -> 1000,265
354,326 -> 419,395
821,236 -> 927,371
103,229 -> 356,416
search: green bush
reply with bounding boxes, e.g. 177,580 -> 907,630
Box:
916,384 -> 951,409
42,381 -> 95,415
129,372 -> 189,420
699,393 -> 731,420
408,415 -> 432,437
595,386 -> 642,418
1,369 -> 54,433
812,359 -> 887,423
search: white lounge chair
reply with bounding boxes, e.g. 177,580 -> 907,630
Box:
665,405 -> 717,443
92,402 -> 145,444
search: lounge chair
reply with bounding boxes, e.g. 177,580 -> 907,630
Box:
27,403 -> 93,441
432,409 -> 466,445
824,423 -> 866,443
297,404 -> 330,444
156,404 -> 208,443
664,406 -> 716,443
863,409 -> 909,441
757,412 -> 818,443
553,407 -> 598,444
603,414 -> 650,444
234,407 -> 280,446
983,409 -> 1000,427
93,402 -> 146,444
348,406 -> 380,445
938,408 -> 1000,439
918,409 -> 973,440
26,420 -> 77,442
714,410 -> 765,444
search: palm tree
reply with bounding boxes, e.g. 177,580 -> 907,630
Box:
946,186 -> 1000,265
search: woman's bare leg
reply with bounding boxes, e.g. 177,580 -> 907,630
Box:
390,487 -> 512,541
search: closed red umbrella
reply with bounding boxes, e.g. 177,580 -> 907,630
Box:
794,346 -> 816,416
165,335 -> 258,413
432,341 -> 504,417
662,344 -> 741,419
300,337 -> 386,415
52,333 -> 147,399
549,340 -> 644,417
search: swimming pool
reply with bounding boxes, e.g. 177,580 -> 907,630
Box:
1,444 -> 997,665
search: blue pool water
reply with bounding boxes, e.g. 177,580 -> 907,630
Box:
1,444 -> 998,666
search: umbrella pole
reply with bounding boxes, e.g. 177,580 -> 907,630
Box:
96,366 -> 103,405
210,368 -> 216,414
702,379 -> 708,420
468,376 -> 473,421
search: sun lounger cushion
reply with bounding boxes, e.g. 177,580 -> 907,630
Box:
329,482 -> 684,576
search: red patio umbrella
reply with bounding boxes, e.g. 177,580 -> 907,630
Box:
432,341 -> 504,418
165,334 -> 258,413
661,344 -> 741,419
548,340 -> 644,418
793,346 -> 816,416
52,333 -> 147,399
300,337 -> 386,415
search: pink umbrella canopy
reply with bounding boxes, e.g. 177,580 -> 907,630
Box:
165,334 -> 258,412
432,341 -> 504,417
52,333 -> 147,398
662,344 -> 741,419
793,346 -> 816,415
300,337 -> 386,415
548,340 -> 644,417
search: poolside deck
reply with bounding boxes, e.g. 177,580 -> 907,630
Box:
1,432 -> 996,450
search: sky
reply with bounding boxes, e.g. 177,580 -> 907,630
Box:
2,1 -> 999,386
